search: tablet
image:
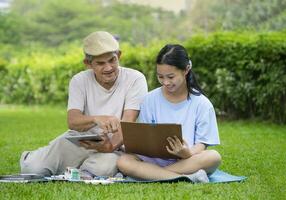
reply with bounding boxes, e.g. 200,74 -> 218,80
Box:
121,122 -> 182,159
65,134 -> 103,146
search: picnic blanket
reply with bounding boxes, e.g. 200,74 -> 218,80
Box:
118,169 -> 246,183
0,169 -> 246,184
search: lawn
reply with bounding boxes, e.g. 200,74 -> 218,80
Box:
0,105 -> 285,199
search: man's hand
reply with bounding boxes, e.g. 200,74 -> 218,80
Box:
94,115 -> 120,134
73,109 -> 139,152
79,134 -> 113,153
68,109 -> 121,133
166,136 -> 192,159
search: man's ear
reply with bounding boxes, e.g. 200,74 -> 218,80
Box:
83,59 -> 91,69
117,50 -> 122,59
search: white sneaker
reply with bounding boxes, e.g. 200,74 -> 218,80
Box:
185,169 -> 209,183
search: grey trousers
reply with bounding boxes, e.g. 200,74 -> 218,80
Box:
20,130 -> 122,176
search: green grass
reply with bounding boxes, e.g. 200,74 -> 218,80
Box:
0,105 -> 285,199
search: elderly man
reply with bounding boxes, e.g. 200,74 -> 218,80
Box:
20,31 -> 148,176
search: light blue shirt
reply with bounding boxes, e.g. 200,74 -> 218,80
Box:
138,87 -> 220,147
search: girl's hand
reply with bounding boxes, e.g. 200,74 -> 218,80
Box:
166,136 -> 192,159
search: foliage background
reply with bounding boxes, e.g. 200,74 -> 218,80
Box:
1,0 -> 286,46
0,0 -> 286,123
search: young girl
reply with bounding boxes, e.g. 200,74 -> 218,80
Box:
117,44 -> 221,183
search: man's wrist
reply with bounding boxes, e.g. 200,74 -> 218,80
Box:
188,149 -> 193,157
92,116 -> 98,125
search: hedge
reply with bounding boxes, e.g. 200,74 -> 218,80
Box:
0,32 -> 285,123
184,33 -> 286,123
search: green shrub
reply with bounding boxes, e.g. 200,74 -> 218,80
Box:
0,32 -> 285,123
0,46 -> 83,104
120,41 -> 163,89
184,32 -> 286,123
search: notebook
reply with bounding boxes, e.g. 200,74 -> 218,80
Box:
120,122 -> 182,159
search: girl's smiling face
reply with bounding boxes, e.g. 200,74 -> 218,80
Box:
156,64 -> 188,94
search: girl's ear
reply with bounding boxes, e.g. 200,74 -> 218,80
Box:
185,60 -> 192,75
184,65 -> 191,76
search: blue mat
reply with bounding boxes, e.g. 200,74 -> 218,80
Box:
208,170 -> 246,183
118,170 -> 246,183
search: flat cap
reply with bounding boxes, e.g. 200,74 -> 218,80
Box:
83,31 -> 119,56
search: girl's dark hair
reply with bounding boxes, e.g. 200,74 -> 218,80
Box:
156,44 -> 203,97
